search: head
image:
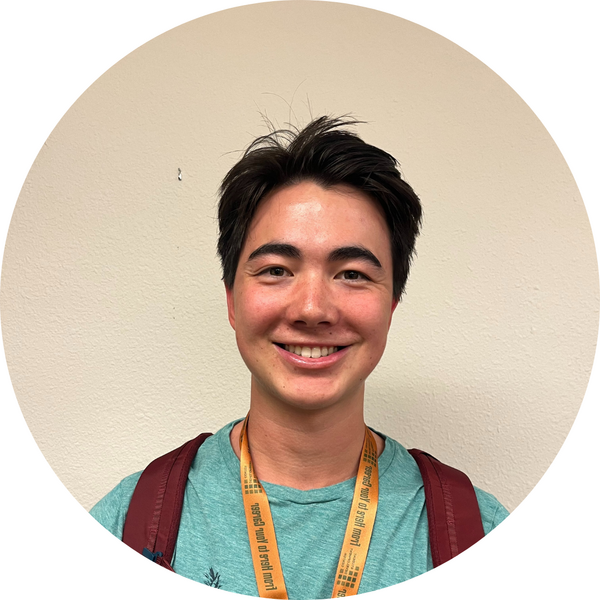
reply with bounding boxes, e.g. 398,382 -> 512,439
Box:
217,116 -> 423,412
217,116 -> 422,303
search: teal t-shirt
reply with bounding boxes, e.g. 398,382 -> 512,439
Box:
90,420 -> 509,598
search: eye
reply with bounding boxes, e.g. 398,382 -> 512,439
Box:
259,266 -> 290,277
339,270 -> 369,281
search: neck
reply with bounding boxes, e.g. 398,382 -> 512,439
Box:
230,386 -> 384,490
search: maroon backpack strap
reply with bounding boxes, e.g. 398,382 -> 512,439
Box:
408,448 -> 484,568
122,432 -> 213,571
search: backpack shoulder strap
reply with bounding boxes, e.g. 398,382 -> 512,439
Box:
408,448 -> 484,568
122,432 -> 213,571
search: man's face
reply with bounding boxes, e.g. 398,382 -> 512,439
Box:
226,181 -> 396,413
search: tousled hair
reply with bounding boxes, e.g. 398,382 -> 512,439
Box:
217,116 -> 422,301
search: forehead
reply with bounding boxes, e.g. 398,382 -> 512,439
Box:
242,181 -> 391,257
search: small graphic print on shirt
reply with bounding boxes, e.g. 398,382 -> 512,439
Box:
204,567 -> 223,589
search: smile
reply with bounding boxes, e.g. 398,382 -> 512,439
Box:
275,343 -> 344,358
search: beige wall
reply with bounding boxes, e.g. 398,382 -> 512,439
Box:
1,1 -> 597,514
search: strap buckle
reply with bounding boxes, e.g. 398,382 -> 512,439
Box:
142,548 -> 164,562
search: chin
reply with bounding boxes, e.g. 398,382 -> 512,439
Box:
279,396 -> 341,412
264,381 -> 363,414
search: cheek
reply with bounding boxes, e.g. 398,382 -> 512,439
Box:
350,295 -> 391,328
348,296 -> 391,352
236,287 -> 282,337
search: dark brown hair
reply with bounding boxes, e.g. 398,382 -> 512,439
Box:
217,116 -> 422,301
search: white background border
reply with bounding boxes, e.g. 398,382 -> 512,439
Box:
1,1 -> 598,597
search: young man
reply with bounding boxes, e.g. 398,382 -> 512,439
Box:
91,116 -> 508,598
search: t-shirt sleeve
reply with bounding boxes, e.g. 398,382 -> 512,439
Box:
474,487 -> 510,534
89,471 -> 143,539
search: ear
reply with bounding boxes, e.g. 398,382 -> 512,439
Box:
388,298 -> 399,329
225,284 -> 236,330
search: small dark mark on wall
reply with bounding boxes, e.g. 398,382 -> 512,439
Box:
178,168 -> 182,181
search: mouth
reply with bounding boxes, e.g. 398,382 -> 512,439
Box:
274,343 -> 347,359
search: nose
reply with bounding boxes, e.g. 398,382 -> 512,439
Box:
287,274 -> 339,327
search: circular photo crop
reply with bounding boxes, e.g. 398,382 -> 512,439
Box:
2,1 -> 598,598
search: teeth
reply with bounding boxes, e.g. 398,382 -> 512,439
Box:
283,344 -> 339,358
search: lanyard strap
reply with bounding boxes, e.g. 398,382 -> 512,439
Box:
240,417 -> 288,598
331,424 -> 379,598
239,417 -> 379,598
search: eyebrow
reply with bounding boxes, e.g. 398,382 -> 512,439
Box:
328,246 -> 382,269
246,242 -> 383,270
247,243 -> 301,262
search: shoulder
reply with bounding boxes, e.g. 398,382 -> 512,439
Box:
89,470 -> 143,539
378,433 -> 509,533
89,421 -> 239,539
473,486 -> 510,533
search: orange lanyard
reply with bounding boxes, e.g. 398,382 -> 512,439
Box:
239,417 -> 379,598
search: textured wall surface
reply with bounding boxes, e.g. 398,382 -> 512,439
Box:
1,1 -> 597,513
